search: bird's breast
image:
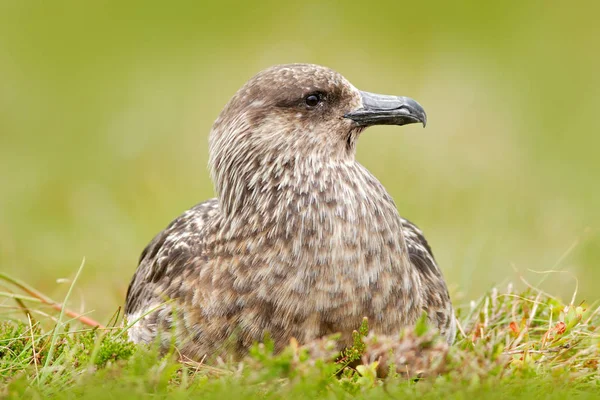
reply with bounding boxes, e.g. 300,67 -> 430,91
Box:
202,171 -> 423,340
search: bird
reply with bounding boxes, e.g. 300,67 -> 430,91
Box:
124,63 -> 455,360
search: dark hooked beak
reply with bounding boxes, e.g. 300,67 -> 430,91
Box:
344,91 -> 427,127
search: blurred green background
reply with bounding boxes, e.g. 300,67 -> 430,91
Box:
1,1 -> 598,321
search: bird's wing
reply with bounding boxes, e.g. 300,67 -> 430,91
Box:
124,198 -> 219,317
400,217 -> 455,342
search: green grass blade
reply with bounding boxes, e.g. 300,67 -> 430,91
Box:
38,257 -> 86,385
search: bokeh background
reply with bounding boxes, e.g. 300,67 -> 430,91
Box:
1,1 -> 598,322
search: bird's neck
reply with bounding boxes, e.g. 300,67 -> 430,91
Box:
216,155 -> 412,267
217,154 -> 390,223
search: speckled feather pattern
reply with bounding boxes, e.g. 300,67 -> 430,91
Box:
125,64 -> 455,360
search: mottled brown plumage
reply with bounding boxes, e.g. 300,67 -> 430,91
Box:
125,64 -> 455,360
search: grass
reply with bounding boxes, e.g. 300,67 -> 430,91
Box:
1,269 -> 600,399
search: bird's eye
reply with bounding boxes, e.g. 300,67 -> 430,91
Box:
305,94 -> 321,107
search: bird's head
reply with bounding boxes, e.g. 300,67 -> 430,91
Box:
208,64 -> 427,214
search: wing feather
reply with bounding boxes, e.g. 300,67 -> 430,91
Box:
125,198 -> 219,315
401,217 -> 455,343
